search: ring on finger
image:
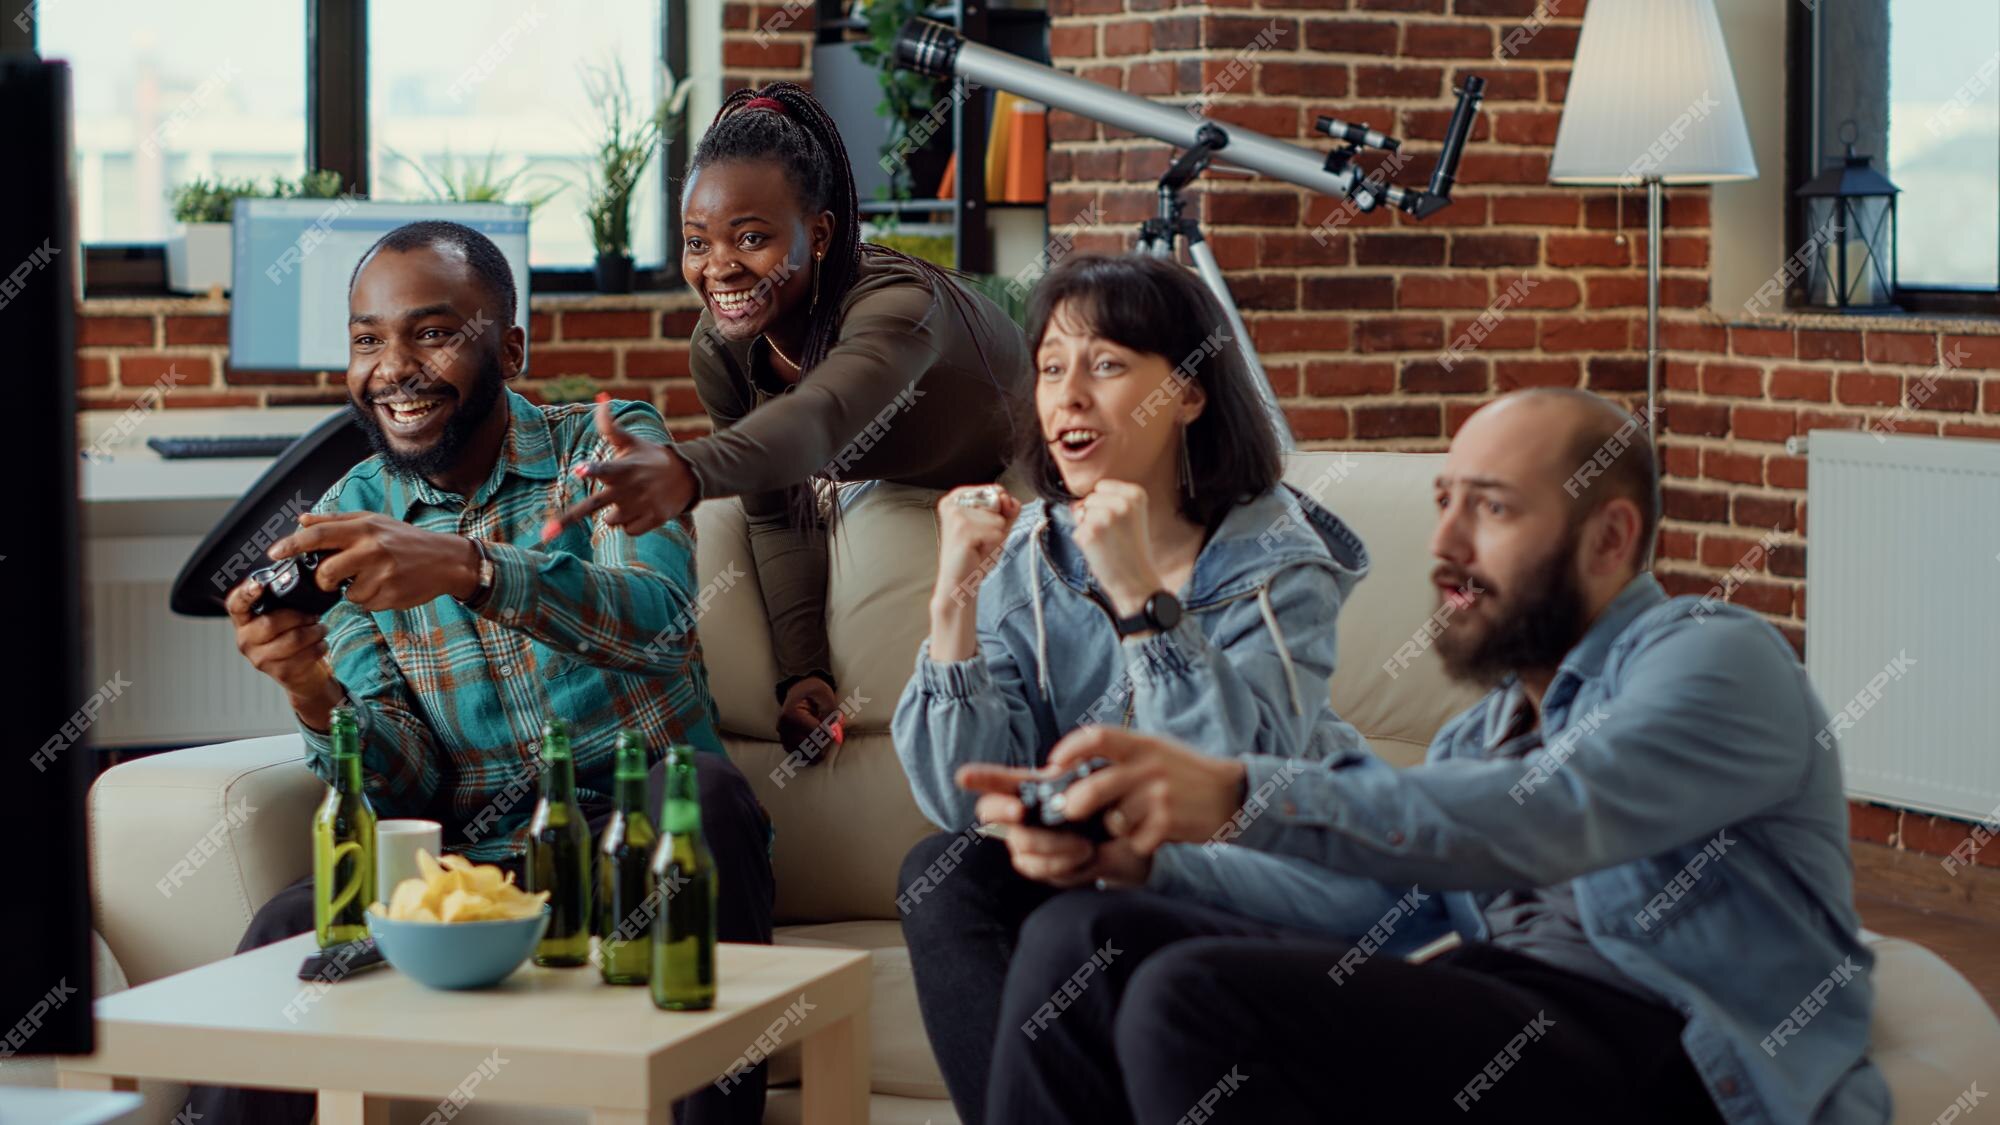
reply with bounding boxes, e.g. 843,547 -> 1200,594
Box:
956,485 -> 1003,511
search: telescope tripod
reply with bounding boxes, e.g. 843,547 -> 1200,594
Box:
1133,124 -> 1295,449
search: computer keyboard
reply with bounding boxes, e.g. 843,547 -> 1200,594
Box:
146,435 -> 303,460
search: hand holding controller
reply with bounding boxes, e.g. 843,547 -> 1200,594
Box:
249,551 -> 350,618
1016,757 -> 1117,843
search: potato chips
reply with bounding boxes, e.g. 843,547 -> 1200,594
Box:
368,851 -> 549,924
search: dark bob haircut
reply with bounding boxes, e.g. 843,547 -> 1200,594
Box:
1017,254 -> 1283,530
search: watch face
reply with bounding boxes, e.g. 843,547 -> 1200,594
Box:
1146,593 -> 1182,631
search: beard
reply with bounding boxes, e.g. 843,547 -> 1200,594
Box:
1434,520 -> 1593,689
346,346 -> 507,483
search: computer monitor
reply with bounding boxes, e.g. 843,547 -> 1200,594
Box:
229,199 -> 531,372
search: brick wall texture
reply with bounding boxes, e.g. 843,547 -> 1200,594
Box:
73,0 -> 2000,855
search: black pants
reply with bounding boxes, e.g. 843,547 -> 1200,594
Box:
187,751 -> 775,1125
986,889 -> 1726,1125
898,829 -> 1062,1125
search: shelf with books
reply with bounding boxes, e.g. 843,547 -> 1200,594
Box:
814,0 -> 1049,274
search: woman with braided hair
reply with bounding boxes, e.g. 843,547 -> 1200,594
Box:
554,82 -> 1029,752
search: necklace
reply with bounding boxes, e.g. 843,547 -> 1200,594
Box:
762,333 -> 801,370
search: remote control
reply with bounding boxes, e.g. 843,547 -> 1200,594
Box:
297,936 -> 386,982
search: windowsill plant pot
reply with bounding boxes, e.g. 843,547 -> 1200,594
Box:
165,222 -> 233,294
165,170 -> 345,296
593,253 -> 636,294
579,61 -> 687,299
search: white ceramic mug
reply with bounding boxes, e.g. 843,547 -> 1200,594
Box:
375,819 -> 443,904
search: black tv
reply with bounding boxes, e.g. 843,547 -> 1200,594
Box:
0,54 -> 95,1056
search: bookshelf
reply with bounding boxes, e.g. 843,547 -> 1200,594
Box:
813,1 -> 1050,275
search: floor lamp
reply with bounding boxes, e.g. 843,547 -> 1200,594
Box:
1549,0 -> 1758,430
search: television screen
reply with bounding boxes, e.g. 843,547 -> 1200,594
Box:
0,53 -> 96,1057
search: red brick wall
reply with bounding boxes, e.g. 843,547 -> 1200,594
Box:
1039,0 -> 2000,855
1041,0 -> 2000,655
723,0 -> 816,94
75,297 -> 715,442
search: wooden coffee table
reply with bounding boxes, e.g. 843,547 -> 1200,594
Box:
58,934 -> 871,1124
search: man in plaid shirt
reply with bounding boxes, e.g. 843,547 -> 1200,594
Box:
199,222 -> 773,1125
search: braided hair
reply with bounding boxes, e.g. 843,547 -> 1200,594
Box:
689,81 -> 994,374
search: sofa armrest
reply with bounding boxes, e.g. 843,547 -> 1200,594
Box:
90,735 -> 321,986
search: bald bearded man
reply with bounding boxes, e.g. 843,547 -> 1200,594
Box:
960,389 -> 1884,1125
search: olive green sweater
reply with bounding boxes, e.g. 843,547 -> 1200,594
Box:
678,246 -> 1028,690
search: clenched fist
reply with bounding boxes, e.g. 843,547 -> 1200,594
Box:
929,485 -> 1022,661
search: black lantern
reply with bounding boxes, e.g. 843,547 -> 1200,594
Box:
1795,122 -> 1900,310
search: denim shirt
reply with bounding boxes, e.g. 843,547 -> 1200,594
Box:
894,484 -> 1445,935
1232,575 -> 1889,1125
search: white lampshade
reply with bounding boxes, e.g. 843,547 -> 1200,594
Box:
1549,0 -> 1758,185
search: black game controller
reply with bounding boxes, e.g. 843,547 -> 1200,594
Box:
1016,757 -> 1117,842
249,552 -> 349,618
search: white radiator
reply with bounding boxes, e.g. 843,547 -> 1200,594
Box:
1806,431 -> 2000,821
86,534 -> 296,749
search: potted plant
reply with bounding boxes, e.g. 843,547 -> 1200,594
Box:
166,176 -> 255,293
579,59 -> 690,294
388,148 -> 562,210
857,0 -> 950,206
166,171 -> 345,294
541,374 -> 603,404
272,170 -> 347,201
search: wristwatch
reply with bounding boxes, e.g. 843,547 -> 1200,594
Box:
462,539 -> 496,609
1113,591 -> 1182,637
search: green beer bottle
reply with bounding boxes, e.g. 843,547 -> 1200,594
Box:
596,730 -> 658,985
313,706 -> 377,948
527,718 -> 592,968
650,745 -> 716,1010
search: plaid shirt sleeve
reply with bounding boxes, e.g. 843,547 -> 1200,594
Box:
475,405 -> 703,678
297,493 -> 442,815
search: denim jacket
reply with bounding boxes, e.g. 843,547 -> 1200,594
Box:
1232,575 -> 1888,1125
894,485 -> 1442,934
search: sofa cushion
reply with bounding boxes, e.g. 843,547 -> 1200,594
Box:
731,733 -> 938,925
693,483 -> 943,740
1861,931 -> 2000,1122
90,734 -> 322,986
769,921 -> 946,1102
1289,452 -> 1486,767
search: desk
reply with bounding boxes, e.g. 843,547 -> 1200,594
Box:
80,405 -> 342,748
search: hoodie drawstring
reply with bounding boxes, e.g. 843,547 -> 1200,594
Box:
1032,565 -> 1053,701
1257,585 -> 1305,718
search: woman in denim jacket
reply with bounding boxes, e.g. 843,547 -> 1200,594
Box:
893,255 -> 1435,1124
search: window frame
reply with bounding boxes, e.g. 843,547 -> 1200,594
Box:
1789,0 -> 2000,318
44,0 -> 689,298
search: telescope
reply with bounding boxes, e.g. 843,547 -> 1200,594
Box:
896,18 -> 1483,219
895,18 -> 1485,445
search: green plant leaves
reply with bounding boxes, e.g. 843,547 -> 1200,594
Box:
169,170 -> 347,223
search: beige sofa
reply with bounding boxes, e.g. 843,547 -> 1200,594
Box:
45,451 -> 2000,1124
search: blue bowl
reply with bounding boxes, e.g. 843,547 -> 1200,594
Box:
367,906 -> 550,990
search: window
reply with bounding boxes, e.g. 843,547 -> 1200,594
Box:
33,0 -> 686,291
1887,0 -> 1999,289
1802,0 -> 2000,308
367,0 -> 669,270
37,0 -> 308,244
